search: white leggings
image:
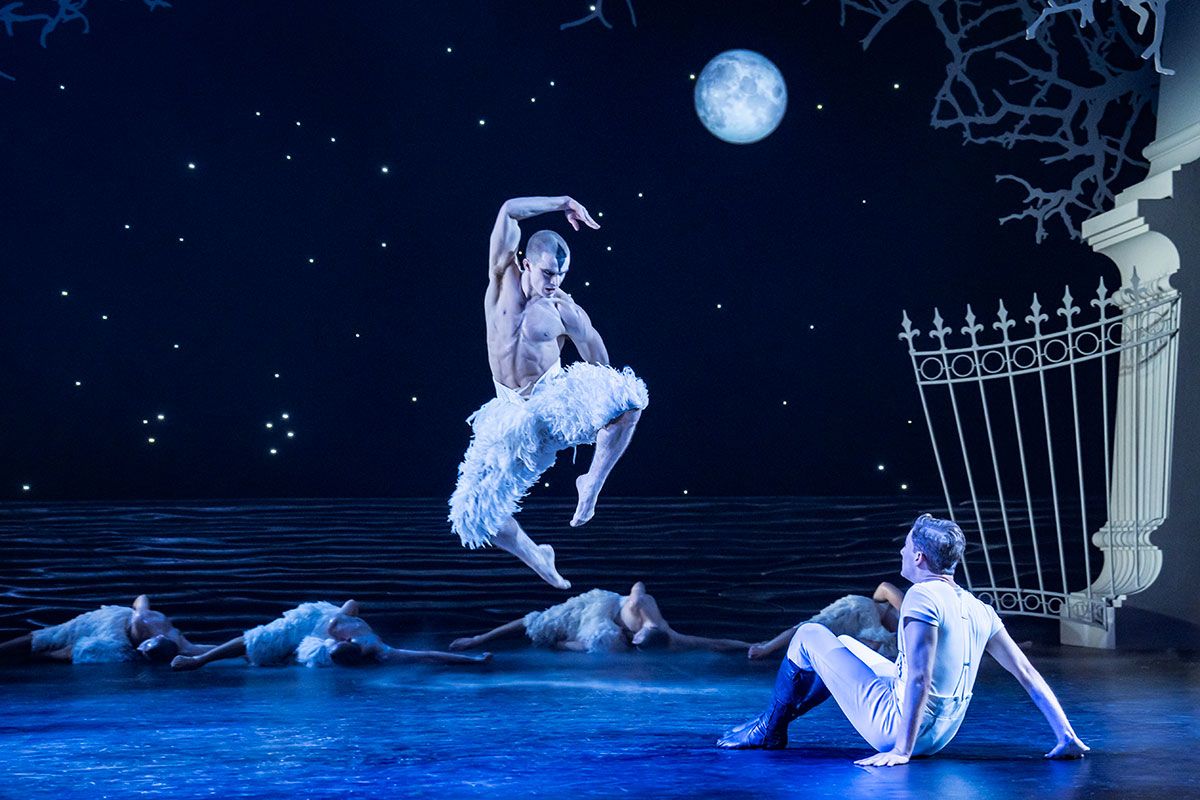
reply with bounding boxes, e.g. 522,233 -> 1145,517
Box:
786,622 -> 969,755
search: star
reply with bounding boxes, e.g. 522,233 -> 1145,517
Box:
809,324 -> 815,330
637,192 -> 644,198
530,97 -> 536,103
255,111 -> 261,116
60,290 -> 69,297
782,400 -> 788,406
178,237 -> 185,242
124,224 -> 131,229
101,315 -> 108,320
606,246 -> 612,251
330,137 -> 336,143
381,166 -> 389,174
266,422 -> 274,429
549,80 -> 556,87
270,448 -> 278,455
689,73 -> 696,80
716,303 -> 722,309
74,380 -> 81,387
446,46 -> 453,53
877,464 -> 885,471
187,162 -> 196,170
21,484 -> 31,491
816,103 -> 824,110
285,155 -> 292,160
281,413 -> 289,420
381,242 -> 388,248
893,82 -> 901,89
156,414 -> 165,421
295,121 -> 302,127
411,396 -> 418,402
286,431 -> 295,438
543,482 -> 550,488
478,119 -> 486,126
597,212 -> 603,217
58,84 -> 65,90
173,343 -> 180,349
682,489 -> 689,495
274,373 -> 281,379
147,437 -> 156,444
142,419 -> 149,425
308,257 -> 315,264
901,483 -> 909,490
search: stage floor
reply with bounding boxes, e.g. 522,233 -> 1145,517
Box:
1,644 -> 1197,799
0,499 -> 1196,798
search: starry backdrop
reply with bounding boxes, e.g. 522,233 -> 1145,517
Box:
1,0 -> 1130,500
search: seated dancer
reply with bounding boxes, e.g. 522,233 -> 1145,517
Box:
0,595 -> 211,664
718,514 -> 1089,765
449,581 -> 751,653
748,582 -> 904,660
171,599 -> 490,671
448,195 -> 649,589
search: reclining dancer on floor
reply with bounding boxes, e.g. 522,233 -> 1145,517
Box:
717,514 -> 1089,765
170,600 -> 491,670
448,195 -> 649,589
0,595 -> 212,665
449,581 -> 751,653
748,582 -> 904,661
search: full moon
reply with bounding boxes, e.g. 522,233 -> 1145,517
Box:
694,50 -> 787,144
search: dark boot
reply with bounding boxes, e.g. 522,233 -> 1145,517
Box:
717,657 -> 830,749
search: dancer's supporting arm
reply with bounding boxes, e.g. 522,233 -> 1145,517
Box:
984,627 -> 1089,758
171,636 -> 247,671
450,618 -> 526,651
748,625 -> 799,660
855,618 -> 937,767
489,196 -> 599,280
873,582 -> 904,632
667,631 -> 754,652
376,646 -> 491,665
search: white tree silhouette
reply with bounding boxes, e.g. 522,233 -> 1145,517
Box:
564,1 -> 1167,242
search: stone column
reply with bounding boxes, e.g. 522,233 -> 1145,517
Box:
1062,3 -> 1200,649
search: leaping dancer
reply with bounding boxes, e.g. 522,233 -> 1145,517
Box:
449,196 -> 649,589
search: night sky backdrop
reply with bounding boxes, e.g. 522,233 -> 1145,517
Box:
2,1 -> 1135,499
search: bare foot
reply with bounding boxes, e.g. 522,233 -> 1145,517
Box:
571,475 -> 597,527
529,544 -> 571,590
170,655 -> 204,671
449,637 -> 477,651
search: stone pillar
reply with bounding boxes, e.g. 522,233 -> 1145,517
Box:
1062,3 -> 1200,649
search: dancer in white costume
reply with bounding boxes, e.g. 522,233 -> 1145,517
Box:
0,595 -> 212,664
449,581 -> 751,653
449,195 -> 648,589
170,600 -> 490,670
747,583 -> 904,661
718,515 -> 1090,765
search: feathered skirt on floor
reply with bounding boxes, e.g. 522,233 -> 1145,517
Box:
449,362 -> 648,548
31,606 -> 136,663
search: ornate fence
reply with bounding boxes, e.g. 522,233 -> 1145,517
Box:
899,272 -> 1180,634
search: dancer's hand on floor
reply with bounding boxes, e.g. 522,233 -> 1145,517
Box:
1045,735 -> 1089,759
854,749 -> 910,767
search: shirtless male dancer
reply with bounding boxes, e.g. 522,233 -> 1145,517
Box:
449,196 -> 649,588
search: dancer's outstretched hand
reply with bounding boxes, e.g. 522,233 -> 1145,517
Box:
564,198 -> 599,231
1045,735 -> 1089,759
747,643 -> 772,660
854,749 -> 910,767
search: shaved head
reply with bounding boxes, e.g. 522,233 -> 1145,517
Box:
526,229 -> 570,269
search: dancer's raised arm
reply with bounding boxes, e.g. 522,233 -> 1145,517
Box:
489,196 -> 599,280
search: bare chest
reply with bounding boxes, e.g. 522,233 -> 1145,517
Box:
492,296 -> 565,345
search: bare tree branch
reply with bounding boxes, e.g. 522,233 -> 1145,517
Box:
2,0 -> 171,81
561,0 -> 637,32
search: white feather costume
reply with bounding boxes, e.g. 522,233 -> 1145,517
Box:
449,361 -> 649,548
30,605 -> 136,663
243,602 -> 341,667
523,588 -> 626,653
807,594 -> 898,659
